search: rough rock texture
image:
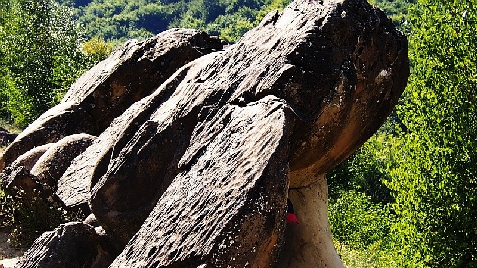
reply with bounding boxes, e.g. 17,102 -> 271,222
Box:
109,97 -> 292,267
0,165 -> 40,197
31,134 -> 95,189
7,0 -> 409,267
0,28 -> 222,170
16,222 -> 117,268
10,144 -> 53,172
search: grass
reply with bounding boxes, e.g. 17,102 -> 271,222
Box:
334,239 -> 401,268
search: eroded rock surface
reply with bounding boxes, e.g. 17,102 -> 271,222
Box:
4,0 -> 409,267
31,134 -> 95,189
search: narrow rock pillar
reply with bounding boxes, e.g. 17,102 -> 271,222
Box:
279,174 -> 343,268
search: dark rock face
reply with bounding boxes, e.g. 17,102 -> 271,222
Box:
0,127 -> 17,147
109,97 -> 292,267
4,0 -> 409,267
16,222 -> 117,268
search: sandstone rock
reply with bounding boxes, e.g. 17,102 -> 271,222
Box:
0,28 -> 222,170
0,143 -> 53,200
278,176 -> 342,268
31,134 -> 95,190
11,144 -> 53,172
0,165 -> 39,197
16,222 -> 117,268
109,96 -> 292,267
0,103 -> 94,171
0,144 -> 53,198
0,165 -> 62,225
63,0 -> 407,255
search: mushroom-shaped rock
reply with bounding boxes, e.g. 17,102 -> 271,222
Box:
64,0 -> 407,266
11,0 -> 409,266
0,28 -> 222,171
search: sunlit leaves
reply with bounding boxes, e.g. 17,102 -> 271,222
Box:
0,0 -> 97,126
387,0 -> 477,266
75,0 -> 293,43
329,0 -> 476,266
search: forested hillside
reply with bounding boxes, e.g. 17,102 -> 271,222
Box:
1,0 -> 476,267
68,0 -> 412,43
68,0 -> 292,43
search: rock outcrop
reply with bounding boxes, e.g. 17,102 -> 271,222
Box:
1,0 -> 409,267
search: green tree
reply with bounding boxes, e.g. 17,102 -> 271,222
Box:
385,0 -> 477,266
369,0 -> 415,28
0,0 -> 92,126
74,0 -> 293,43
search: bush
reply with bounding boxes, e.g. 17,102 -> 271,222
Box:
0,186 -> 84,248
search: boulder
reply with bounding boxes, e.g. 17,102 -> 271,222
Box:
8,0 -> 409,267
10,144 -> 53,172
16,222 -> 117,268
28,133 -> 95,213
64,0 -> 406,254
0,144 -> 54,198
0,28 -> 222,170
0,103 -> 94,171
0,165 -> 40,197
31,134 -> 95,189
110,97 -> 292,267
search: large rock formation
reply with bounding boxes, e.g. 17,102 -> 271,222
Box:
2,0 -> 409,267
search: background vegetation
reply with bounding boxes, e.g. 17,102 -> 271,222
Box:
1,0 -> 476,266
329,0 -> 477,267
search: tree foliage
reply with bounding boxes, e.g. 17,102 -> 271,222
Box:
369,0 -> 416,27
329,0 -> 477,267
0,0 -> 109,127
386,0 -> 477,266
73,0 -> 292,43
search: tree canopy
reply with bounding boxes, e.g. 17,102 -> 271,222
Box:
329,0 -> 477,266
0,0 -> 111,127
71,0 -> 292,43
